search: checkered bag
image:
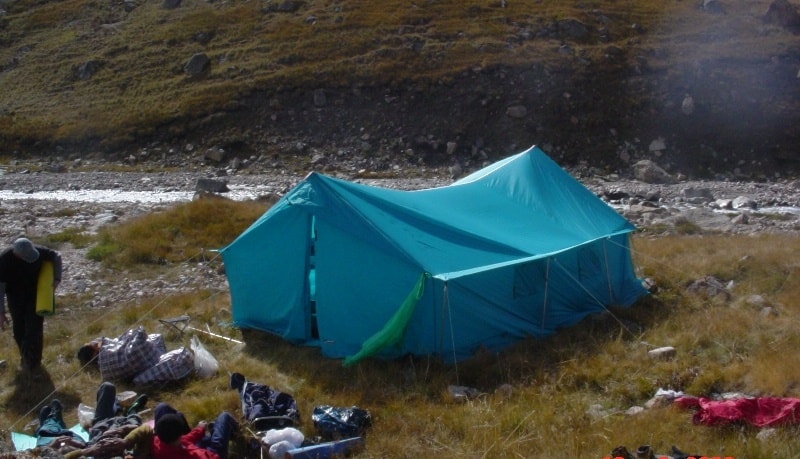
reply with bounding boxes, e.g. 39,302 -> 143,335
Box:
132,346 -> 194,386
98,327 -> 165,381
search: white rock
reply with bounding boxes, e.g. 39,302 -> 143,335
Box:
648,346 -> 676,360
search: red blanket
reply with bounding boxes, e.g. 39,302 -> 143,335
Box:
674,396 -> 800,427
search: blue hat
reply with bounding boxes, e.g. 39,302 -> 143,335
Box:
13,238 -> 39,263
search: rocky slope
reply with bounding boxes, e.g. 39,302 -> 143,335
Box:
1,0 -> 799,180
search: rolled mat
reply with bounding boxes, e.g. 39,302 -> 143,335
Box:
36,260 -> 55,316
285,437 -> 364,459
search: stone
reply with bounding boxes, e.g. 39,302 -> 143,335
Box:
763,0 -> 800,30
204,148 -> 226,163
494,384 -> 513,400
447,385 -> 481,402
184,53 -> 211,77
195,177 -> 229,193
648,346 -> 676,360
686,275 -> 731,299
648,137 -> 667,152
731,213 -> 749,225
702,0 -> 725,14
732,196 -> 757,209
625,406 -> 645,415
313,89 -> 326,107
682,187 -> 714,203
681,94 -> 695,115
556,18 -> 590,40
76,60 -> 101,80
757,427 -> 778,441
506,105 -> 528,118
633,160 -> 675,184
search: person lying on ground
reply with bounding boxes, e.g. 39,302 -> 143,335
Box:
88,381 -> 148,441
77,327 -> 194,386
76,327 -> 165,381
57,381 -> 147,459
152,403 -> 238,459
86,402 -> 239,459
34,399 -> 87,451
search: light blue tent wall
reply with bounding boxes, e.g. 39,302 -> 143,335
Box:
221,146 -> 648,363
222,200 -> 312,341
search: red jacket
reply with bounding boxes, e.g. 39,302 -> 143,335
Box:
151,426 -> 219,459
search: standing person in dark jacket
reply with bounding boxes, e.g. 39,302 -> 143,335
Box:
0,237 -> 62,371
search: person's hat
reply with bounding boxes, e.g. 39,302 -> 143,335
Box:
13,238 -> 39,263
155,413 -> 190,444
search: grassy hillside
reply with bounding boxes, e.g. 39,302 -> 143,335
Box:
2,199 -> 800,457
1,0 -> 799,177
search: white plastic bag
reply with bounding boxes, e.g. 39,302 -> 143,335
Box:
190,335 -> 219,379
268,440 -> 294,459
78,403 -> 95,429
262,427 -> 304,448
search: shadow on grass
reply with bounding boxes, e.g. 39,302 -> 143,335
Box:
4,368 -> 82,432
237,294 -> 672,399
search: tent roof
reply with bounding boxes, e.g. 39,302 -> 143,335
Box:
236,146 -> 635,279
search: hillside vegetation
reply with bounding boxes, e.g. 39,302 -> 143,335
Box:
3,200 -> 800,457
1,0 -> 799,177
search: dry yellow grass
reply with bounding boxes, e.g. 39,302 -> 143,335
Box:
1,204 -> 800,458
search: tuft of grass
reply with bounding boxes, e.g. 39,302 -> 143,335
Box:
86,238 -> 120,262
672,217 -> 703,235
89,196 -> 270,267
44,226 -> 94,249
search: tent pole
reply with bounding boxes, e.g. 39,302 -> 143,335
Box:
441,281 -> 460,384
603,238 -> 614,303
542,258 -> 550,332
439,281 -> 448,358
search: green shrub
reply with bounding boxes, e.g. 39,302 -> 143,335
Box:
86,238 -> 119,262
45,227 -> 93,249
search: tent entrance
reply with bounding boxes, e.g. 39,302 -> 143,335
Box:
307,215 -> 319,340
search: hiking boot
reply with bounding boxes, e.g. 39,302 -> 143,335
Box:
229,372 -> 245,391
126,394 -> 149,415
635,445 -> 655,459
50,399 -> 63,420
610,446 -> 634,459
671,445 -> 701,459
49,399 -> 65,425
38,405 -> 52,428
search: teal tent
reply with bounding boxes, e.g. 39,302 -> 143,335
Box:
221,146 -> 647,363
